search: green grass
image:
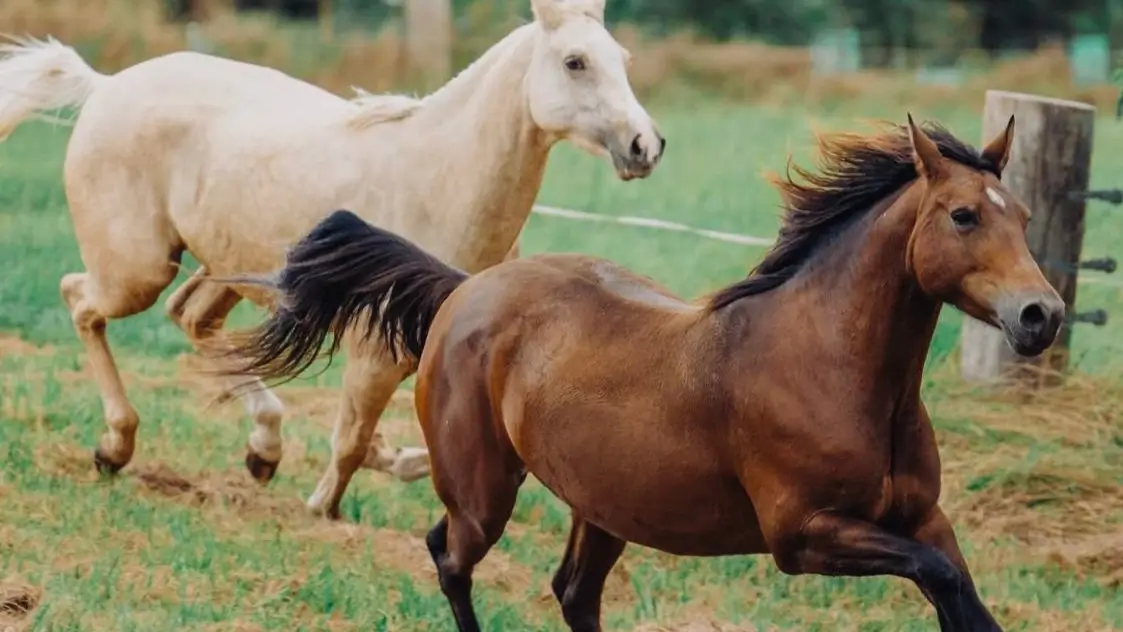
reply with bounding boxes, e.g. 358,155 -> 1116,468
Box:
2,100 -> 1123,631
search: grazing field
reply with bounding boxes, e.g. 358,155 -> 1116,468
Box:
3,101 -> 1123,631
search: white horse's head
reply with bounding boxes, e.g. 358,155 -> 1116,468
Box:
525,0 -> 665,180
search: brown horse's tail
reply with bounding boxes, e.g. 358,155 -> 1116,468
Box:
221,209 -> 468,385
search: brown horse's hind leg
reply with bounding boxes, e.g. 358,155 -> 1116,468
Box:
426,492 -> 522,632
773,511 -> 1001,631
164,268 -> 286,482
61,264 -> 178,473
550,514 -> 627,632
424,389 -> 525,631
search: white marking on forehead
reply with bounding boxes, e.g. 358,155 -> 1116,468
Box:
986,187 -> 1006,209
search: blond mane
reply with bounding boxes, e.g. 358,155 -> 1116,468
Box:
343,0 -> 608,132
346,88 -> 424,129
345,21 -> 541,132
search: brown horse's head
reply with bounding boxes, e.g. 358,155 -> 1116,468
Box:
903,114 -> 1064,356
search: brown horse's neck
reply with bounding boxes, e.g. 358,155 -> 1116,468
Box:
745,180 -> 942,400
818,181 -> 939,395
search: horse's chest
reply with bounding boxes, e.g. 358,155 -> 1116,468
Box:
812,466 -> 937,532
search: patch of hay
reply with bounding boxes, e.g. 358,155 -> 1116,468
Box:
1046,533 -> 1123,587
954,467 -> 1123,542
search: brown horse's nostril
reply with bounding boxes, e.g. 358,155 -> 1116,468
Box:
1019,302 -> 1047,333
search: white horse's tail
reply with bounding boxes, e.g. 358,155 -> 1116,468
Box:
0,35 -> 107,141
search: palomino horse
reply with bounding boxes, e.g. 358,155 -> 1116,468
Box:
0,0 -> 664,517
226,115 -> 1063,630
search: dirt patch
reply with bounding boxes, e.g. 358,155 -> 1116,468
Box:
128,461 -> 538,600
0,580 -> 41,631
634,621 -> 757,632
0,334 -> 54,359
293,520 -> 536,594
132,461 -> 307,520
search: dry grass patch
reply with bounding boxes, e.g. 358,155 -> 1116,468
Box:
0,579 -> 40,632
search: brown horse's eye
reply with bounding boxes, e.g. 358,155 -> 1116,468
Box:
564,56 -> 586,71
950,208 -> 979,231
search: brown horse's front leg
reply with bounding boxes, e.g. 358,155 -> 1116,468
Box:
772,511 -> 1001,631
910,506 -> 986,631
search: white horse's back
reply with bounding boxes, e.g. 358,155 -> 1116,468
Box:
92,50 -> 348,118
63,48 -> 384,286
68,48 -> 356,174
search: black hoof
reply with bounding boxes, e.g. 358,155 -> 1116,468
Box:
93,449 -> 125,476
245,451 -> 279,483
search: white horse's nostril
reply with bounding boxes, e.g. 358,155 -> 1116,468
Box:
629,134 -> 643,158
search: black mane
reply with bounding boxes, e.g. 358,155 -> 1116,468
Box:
707,121 -> 999,310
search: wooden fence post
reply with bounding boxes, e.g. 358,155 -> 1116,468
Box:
404,0 -> 453,91
959,90 -> 1096,386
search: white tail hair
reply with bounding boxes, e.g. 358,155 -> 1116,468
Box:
0,35 -> 107,141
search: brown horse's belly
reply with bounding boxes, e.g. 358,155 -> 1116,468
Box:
521,442 -> 770,557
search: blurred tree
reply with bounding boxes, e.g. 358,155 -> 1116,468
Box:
212,0 -> 1119,61
971,0 -> 1108,54
234,0 -> 321,19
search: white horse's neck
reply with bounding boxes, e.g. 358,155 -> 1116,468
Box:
355,24 -> 551,272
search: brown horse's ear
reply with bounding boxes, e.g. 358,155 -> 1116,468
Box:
906,113 -> 947,181
980,114 -> 1015,175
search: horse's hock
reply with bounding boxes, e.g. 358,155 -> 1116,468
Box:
959,89 -> 1096,386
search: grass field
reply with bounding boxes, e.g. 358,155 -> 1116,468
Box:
3,98 -> 1123,631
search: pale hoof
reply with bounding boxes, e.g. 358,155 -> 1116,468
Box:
305,497 -> 342,521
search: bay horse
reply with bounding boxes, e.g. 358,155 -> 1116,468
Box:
226,114 -> 1063,630
0,0 -> 664,518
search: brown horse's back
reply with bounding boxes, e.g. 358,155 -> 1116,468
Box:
416,254 -> 768,556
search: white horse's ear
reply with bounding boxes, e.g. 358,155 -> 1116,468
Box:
590,0 -> 606,17
531,0 -> 564,29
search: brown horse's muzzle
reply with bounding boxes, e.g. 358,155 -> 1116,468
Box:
994,291 -> 1065,356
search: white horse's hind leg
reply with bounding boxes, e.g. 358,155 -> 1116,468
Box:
307,340 -> 424,518
346,241 -> 521,484
60,255 -> 179,473
164,268 -> 286,482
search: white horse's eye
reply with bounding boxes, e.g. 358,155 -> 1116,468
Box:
564,56 -> 586,71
